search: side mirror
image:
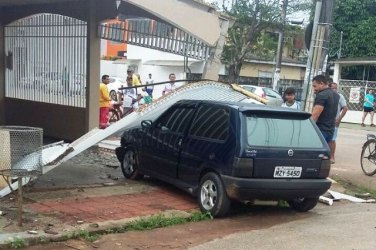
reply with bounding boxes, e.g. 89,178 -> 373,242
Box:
141,120 -> 152,129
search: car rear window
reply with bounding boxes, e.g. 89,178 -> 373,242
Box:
245,115 -> 323,148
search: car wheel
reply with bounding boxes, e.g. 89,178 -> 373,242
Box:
121,149 -> 143,180
198,172 -> 230,217
110,90 -> 117,101
288,197 -> 319,212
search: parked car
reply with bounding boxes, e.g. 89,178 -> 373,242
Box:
240,85 -> 283,107
107,77 -> 126,101
115,100 -> 331,217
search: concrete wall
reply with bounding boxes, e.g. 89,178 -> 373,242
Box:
5,98 -> 86,141
240,62 -> 304,80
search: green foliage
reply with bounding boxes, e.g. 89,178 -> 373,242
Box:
330,0 -> 376,58
7,237 -> 26,249
65,229 -> 99,242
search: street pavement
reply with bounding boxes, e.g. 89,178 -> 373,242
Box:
0,123 -> 375,249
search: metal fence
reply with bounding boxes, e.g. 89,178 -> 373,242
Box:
339,79 -> 376,111
99,18 -> 211,60
5,14 -> 87,107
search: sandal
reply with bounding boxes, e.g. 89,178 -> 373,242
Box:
371,124 -> 375,127
361,123 -> 366,127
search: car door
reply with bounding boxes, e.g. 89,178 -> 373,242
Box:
179,104 -> 236,185
140,105 -> 195,179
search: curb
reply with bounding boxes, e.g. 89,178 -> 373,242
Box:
0,209 -> 191,249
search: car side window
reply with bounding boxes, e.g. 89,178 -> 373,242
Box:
189,105 -> 230,141
155,107 -> 194,134
263,88 -> 281,98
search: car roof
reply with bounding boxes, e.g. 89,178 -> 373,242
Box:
174,99 -> 311,117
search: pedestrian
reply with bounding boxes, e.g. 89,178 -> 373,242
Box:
281,87 -> 300,109
311,75 -> 340,143
117,76 -> 141,115
126,69 -> 140,87
329,82 -> 348,164
144,73 -> 154,98
99,75 -> 112,129
361,89 -> 375,127
162,73 -> 177,96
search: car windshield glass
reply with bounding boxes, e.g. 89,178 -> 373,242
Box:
263,88 -> 281,98
246,115 -> 323,148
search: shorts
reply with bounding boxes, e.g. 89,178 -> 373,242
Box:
331,127 -> 338,141
320,129 -> 333,144
363,106 -> 374,112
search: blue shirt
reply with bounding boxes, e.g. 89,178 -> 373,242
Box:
364,93 -> 375,108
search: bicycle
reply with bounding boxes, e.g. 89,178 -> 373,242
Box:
360,134 -> 376,176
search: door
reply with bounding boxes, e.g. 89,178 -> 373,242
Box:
179,104 -> 234,185
140,105 -> 195,178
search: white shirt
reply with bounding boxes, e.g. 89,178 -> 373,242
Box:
163,83 -> 177,95
281,101 -> 300,109
121,88 -> 138,109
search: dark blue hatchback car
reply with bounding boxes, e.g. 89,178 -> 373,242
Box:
116,100 -> 331,217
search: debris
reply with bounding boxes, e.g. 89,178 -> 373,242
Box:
319,196 -> 333,206
328,190 -> 376,203
28,230 -> 38,234
102,182 -> 115,186
355,193 -> 372,199
116,243 -> 121,246
0,211 -> 4,216
77,220 -> 84,224
89,223 -> 99,228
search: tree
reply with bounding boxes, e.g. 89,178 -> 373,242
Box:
330,0 -> 376,59
220,0 -> 311,82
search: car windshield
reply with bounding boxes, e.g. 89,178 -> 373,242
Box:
245,115 -> 323,148
263,88 -> 282,98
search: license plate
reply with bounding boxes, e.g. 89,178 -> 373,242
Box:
273,166 -> 302,178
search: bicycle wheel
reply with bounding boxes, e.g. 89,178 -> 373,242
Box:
109,109 -> 120,123
360,139 -> 376,176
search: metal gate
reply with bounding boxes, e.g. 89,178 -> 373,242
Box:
5,14 -> 87,107
339,79 -> 376,111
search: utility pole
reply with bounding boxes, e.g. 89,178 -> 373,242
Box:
272,0 -> 288,91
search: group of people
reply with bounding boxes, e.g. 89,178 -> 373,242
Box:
99,70 -> 179,129
281,75 -> 348,164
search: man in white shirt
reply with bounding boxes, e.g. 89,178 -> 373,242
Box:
329,82 -> 348,164
162,73 -> 177,96
118,76 -> 141,114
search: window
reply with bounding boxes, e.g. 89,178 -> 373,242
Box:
190,105 -> 230,141
155,107 -> 194,134
246,115 -> 323,148
263,88 -> 282,98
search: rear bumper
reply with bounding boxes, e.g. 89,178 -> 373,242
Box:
221,175 -> 331,201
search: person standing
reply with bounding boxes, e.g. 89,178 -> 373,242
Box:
144,73 -> 154,98
99,75 -> 112,129
117,76 -> 141,115
311,75 -> 340,143
329,82 -> 348,163
126,69 -> 140,86
281,87 -> 300,109
162,73 -> 177,96
361,89 -> 375,127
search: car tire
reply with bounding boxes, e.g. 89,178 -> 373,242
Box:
198,172 -> 230,217
110,90 -> 117,101
120,149 -> 143,180
288,197 -> 319,212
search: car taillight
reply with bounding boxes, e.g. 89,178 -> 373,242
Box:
232,157 -> 253,177
318,159 -> 331,178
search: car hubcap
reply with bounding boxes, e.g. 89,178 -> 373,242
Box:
200,180 -> 217,210
123,151 -> 135,174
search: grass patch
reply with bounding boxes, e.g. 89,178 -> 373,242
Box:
277,200 -> 290,208
331,175 -> 376,198
64,211 -> 212,242
7,237 -> 26,249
